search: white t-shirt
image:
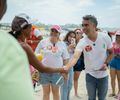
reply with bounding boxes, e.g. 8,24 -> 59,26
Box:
34,29 -> 42,37
64,42 -> 74,58
35,38 -> 70,68
75,32 -> 112,78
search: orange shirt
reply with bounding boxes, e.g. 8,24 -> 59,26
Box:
27,28 -> 41,51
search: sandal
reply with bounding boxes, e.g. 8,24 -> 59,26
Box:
109,93 -> 116,97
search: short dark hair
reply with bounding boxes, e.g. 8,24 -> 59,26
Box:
83,15 -> 98,27
0,0 -> 7,19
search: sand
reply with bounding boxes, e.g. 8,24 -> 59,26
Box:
35,71 -> 118,100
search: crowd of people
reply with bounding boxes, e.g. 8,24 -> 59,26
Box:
0,0 -> 120,100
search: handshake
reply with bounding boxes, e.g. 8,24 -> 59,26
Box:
59,66 -> 69,73
59,66 -> 69,81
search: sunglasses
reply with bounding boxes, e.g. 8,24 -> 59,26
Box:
51,29 -> 58,33
50,33 -> 59,37
75,32 -> 83,34
82,24 -> 89,27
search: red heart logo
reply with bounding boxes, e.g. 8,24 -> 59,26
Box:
85,45 -> 92,52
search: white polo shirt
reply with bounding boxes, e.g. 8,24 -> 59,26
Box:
35,38 -> 70,68
75,32 -> 112,78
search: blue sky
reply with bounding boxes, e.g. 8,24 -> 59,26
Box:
1,0 -> 120,28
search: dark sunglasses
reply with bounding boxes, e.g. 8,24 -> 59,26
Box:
75,32 -> 83,34
51,29 -> 58,33
82,24 -> 89,27
50,33 -> 59,37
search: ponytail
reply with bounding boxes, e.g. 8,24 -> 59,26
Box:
9,24 -> 31,39
9,31 -> 21,39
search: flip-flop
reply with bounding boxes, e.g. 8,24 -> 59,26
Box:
75,95 -> 81,99
114,95 -> 118,99
114,94 -> 119,99
109,93 -> 116,97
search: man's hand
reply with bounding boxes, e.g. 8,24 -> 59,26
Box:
62,73 -> 68,81
64,50 -> 81,71
63,65 -> 69,72
99,64 -> 108,71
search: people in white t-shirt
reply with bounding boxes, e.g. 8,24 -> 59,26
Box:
64,15 -> 113,100
36,38 -> 69,68
35,25 -> 69,100
76,32 -> 112,78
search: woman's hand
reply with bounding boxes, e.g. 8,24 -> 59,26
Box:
67,44 -> 76,52
69,44 -> 76,49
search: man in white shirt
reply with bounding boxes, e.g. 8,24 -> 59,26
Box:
64,15 -> 113,100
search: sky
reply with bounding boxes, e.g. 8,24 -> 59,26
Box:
1,0 -> 120,28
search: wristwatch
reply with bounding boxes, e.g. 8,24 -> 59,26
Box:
104,62 -> 109,66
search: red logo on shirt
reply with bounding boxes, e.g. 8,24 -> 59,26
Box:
47,45 -> 52,50
85,45 -> 92,52
46,45 -> 58,53
52,46 -> 58,53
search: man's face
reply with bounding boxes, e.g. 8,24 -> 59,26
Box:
0,0 -> 7,20
82,20 -> 95,36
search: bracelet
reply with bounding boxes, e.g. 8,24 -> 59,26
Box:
104,62 -> 109,66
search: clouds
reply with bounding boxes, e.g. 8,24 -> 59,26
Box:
14,0 -> 95,24
1,0 -> 120,28
98,0 -> 120,28
113,0 -> 120,4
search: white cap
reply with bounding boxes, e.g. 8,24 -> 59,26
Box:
16,13 -> 32,24
116,31 -> 120,36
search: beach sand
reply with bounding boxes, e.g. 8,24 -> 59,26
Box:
35,71 -> 118,100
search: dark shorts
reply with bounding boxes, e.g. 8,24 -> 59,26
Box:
74,57 -> 85,72
110,57 -> 120,70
